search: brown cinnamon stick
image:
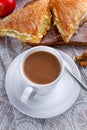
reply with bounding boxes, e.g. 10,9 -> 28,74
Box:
76,50 -> 87,67
76,55 -> 87,61
80,61 -> 87,66
83,51 -> 87,56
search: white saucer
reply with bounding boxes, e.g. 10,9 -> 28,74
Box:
5,50 -> 81,118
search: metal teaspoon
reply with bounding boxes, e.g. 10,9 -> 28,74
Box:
65,66 -> 87,91
59,50 -> 87,91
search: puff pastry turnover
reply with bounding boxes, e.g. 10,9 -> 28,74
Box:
0,0 -> 51,43
51,0 -> 87,42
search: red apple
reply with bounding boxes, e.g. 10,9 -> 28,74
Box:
0,0 -> 16,18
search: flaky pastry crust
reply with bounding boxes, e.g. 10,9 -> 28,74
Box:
0,0 -> 51,43
0,0 -> 87,43
51,0 -> 87,42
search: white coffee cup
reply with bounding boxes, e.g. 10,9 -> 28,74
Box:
20,46 -> 64,103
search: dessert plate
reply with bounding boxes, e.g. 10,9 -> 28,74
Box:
5,50 -> 81,118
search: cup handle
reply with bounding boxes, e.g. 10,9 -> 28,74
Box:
21,86 -> 33,103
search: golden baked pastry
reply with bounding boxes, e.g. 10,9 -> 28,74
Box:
51,0 -> 87,42
0,0 -> 87,44
0,0 -> 51,43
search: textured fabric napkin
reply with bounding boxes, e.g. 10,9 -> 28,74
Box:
0,0 -> 87,130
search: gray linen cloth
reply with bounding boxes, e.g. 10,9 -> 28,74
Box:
0,0 -> 87,130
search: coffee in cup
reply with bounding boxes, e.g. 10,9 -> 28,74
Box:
23,51 -> 61,85
20,46 -> 64,103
